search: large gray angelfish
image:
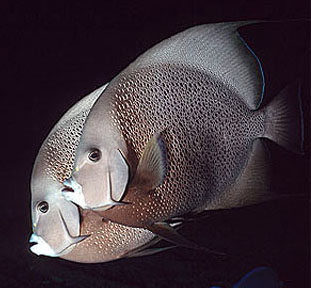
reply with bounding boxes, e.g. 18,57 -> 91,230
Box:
63,21 -> 303,246
29,84 -> 159,262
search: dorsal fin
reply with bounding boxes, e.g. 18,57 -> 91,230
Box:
129,21 -> 264,110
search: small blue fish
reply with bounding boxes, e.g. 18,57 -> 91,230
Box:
211,267 -> 281,288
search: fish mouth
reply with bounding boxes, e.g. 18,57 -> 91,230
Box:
63,177 -> 82,193
62,177 -> 88,209
61,186 -> 74,193
29,233 -> 69,257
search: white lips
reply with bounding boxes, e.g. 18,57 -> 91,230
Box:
62,177 -> 87,209
29,233 -> 76,257
29,234 -> 60,257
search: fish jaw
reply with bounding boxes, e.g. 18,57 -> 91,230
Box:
29,233 -> 88,257
62,177 -> 88,209
29,233 -> 65,257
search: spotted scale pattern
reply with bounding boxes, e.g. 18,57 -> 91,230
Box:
43,110 -> 89,182
63,211 -> 155,263
107,63 -> 265,223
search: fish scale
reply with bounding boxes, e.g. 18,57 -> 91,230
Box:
62,211 -> 155,263
107,63 -> 265,223
44,110 -> 91,182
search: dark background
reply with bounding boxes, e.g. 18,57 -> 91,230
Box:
0,1 -> 310,287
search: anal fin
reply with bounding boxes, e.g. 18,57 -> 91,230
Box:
122,236 -> 174,258
147,222 -> 225,256
125,246 -> 175,258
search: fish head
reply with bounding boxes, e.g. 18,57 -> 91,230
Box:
30,161 -> 86,257
64,92 -> 130,210
65,144 -> 130,210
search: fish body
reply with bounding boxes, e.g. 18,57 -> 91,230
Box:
66,22 -> 303,234
29,84 -> 157,262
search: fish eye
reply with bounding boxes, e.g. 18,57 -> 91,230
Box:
88,149 -> 101,162
37,201 -> 49,213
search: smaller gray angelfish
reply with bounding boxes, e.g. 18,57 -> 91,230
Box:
63,21 -> 304,249
30,85 -> 106,257
29,83 -> 168,262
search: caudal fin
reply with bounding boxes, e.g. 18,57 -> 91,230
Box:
263,81 -> 304,154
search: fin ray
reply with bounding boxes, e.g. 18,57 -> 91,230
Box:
135,133 -> 166,189
264,80 -> 304,154
147,222 -> 225,256
125,247 -> 175,258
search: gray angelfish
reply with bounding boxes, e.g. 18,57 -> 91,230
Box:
30,84 -> 106,257
64,21 -> 303,247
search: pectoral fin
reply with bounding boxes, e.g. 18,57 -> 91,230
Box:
134,133 -> 166,190
91,200 -> 128,212
147,222 -> 225,256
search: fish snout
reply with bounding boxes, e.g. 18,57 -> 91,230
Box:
63,177 -> 82,193
62,177 -> 87,209
29,233 -> 89,257
29,233 -> 59,257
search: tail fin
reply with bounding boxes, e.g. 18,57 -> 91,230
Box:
263,81 -> 304,154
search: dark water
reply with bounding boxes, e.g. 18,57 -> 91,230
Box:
1,1 -> 309,287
